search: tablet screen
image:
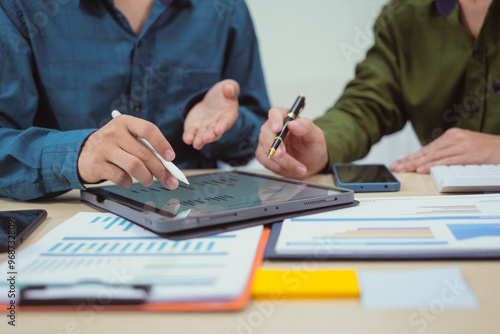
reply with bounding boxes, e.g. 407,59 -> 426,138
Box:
95,172 -> 345,218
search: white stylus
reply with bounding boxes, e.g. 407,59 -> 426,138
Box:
111,110 -> 189,185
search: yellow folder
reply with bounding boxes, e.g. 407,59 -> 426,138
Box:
252,268 -> 359,299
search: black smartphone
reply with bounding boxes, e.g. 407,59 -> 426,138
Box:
332,163 -> 401,192
0,210 -> 47,252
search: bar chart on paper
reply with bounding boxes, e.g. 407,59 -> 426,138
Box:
283,223 -> 450,250
313,226 -> 448,247
41,237 -> 222,257
21,213 -> 233,278
50,214 -> 224,255
3,212 -> 263,300
90,215 -> 136,231
275,195 -> 500,256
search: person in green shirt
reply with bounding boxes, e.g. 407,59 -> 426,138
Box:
256,0 -> 500,179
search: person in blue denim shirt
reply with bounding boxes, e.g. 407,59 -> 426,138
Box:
0,0 -> 270,200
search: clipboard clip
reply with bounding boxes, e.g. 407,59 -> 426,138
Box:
20,282 -> 151,306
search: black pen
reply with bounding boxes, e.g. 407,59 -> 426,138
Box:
268,95 -> 306,159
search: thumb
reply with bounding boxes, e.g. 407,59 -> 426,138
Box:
222,79 -> 240,99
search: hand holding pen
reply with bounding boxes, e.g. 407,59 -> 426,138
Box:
255,96 -> 330,179
268,95 -> 306,158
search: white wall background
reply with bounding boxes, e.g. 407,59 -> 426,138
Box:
244,0 -> 421,168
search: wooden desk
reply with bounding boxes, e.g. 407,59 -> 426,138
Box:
1,172 -> 499,334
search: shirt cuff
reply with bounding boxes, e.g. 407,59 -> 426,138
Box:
318,150 -> 332,174
41,129 -> 96,194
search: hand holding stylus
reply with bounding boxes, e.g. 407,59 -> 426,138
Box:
77,111 -> 186,190
112,111 -> 188,185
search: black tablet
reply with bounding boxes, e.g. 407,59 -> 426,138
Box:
81,171 -> 355,237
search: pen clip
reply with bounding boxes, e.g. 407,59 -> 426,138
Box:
287,95 -> 306,119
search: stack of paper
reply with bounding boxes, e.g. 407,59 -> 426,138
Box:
0,212 -> 263,304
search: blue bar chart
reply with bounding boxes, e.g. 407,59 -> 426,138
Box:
90,215 -> 135,232
22,213 -> 233,280
40,237 -> 228,257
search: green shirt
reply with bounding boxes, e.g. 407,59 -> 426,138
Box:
315,0 -> 500,167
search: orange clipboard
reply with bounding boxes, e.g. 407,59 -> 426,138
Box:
2,228 -> 270,313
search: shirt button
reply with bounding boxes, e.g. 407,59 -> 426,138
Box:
133,103 -> 142,112
469,103 -> 479,114
62,177 -> 71,186
472,48 -> 480,58
492,79 -> 500,94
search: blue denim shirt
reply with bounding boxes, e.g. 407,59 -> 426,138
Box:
0,0 -> 270,200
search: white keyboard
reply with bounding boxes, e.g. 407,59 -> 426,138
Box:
430,164 -> 500,193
